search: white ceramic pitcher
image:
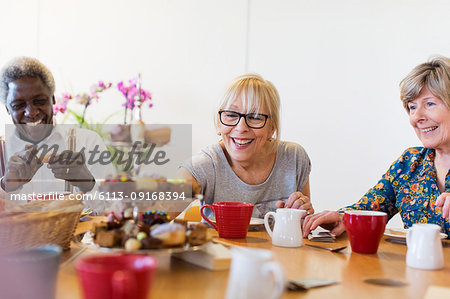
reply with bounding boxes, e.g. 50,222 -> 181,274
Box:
264,208 -> 305,247
225,247 -> 284,299
406,223 -> 444,270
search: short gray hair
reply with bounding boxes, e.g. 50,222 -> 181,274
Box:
400,55 -> 450,112
0,56 -> 55,105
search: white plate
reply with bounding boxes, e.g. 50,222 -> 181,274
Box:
209,217 -> 264,226
384,228 -> 448,240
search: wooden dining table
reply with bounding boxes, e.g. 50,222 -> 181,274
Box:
56,217 -> 450,299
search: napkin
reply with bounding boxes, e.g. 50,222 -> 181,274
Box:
172,242 -> 231,271
308,229 -> 335,243
424,285 -> 450,299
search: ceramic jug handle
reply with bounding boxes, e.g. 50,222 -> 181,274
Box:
406,228 -> 412,247
262,261 -> 285,299
112,270 -> 136,299
200,204 -> 217,230
264,212 -> 276,238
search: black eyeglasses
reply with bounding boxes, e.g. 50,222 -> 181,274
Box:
218,110 -> 270,129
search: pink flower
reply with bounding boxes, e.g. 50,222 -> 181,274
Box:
53,92 -> 72,115
61,92 -> 72,101
129,77 -> 138,86
117,81 -> 126,96
127,87 -> 138,101
117,77 -> 153,112
53,102 -> 67,114
90,81 -> 112,95
76,93 -> 92,106
55,77 -> 153,125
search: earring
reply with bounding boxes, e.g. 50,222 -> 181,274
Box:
217,132 -> 221,136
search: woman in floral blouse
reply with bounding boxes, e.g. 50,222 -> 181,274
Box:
303,56 -> 450,238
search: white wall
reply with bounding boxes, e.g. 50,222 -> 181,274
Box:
1,0 -> 449,221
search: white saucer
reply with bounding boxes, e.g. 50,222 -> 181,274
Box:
384,227 -> 448,240
209,217 -> 264,226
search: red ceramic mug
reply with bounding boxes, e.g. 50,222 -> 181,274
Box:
76,254 -> 157,299
343,210 -> 387,254
200,202 -> 254,238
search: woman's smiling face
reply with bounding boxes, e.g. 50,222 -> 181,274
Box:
408,87 -> 450,152
219,97 -> 274,164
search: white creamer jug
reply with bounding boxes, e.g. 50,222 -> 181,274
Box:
406,223 -> 444,270
264,208 -> 305,247
225,247 -> 284,299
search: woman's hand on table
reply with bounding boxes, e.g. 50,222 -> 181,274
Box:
276,191 -> 314,215
302,210 -> 345,238
435,192 -> 450,220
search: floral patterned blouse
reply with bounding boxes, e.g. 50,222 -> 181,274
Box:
339,147 -> 450,237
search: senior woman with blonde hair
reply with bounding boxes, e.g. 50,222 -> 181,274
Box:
303,56 -> 450,237
178,74 -> 313,218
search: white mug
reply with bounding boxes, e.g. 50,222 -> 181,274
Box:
0,245 -> 62,299
264,208 -> 305,247
225,247 -> 284,299
406,223 -> 444,270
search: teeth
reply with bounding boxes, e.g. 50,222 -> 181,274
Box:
233,138 -> 253,146
421,126 -> 437,133
26,120 -> 43,127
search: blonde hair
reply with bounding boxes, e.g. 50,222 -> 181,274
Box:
400,56 -> 450,112
215,74 -> 281,151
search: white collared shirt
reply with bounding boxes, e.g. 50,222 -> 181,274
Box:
4,124 -> 114,196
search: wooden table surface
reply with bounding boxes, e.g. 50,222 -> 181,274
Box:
56,217 -> 450,299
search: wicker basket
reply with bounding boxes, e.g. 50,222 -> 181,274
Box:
0,199 -> 84,251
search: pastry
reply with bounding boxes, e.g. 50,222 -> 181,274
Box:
96,229 -> 124,248
109,124 -> 132,143
92,209 -> 209,250
100,173 -> 200,201
144,127 -> 171,147
125,238 -> 142,251
141,210 -> 170,226
151,223 -> 186,247
187,223 -> 209,246
110,124 -> 171,147
99,173 -> 136,198
121,220 -> 139,236
140,236 -> 163,249
174,218 -> 188,228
